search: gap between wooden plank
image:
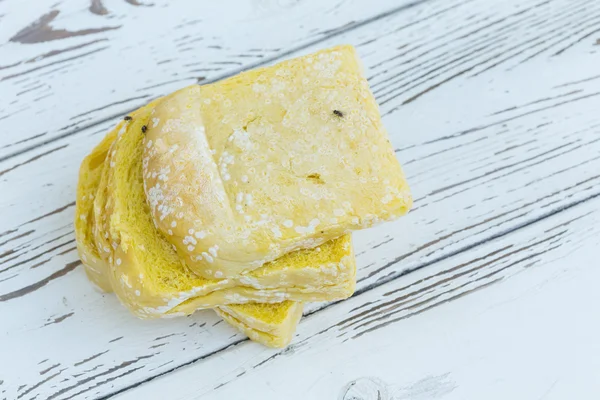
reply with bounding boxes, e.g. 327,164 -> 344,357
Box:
0,0 -> 430,164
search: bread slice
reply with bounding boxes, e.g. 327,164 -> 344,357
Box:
143,45 -> 412,278
92,140 -> 113,265
215,301 -> 303,348
75,128 -> 117,292
103,98 -> 355,318
75,126 -> 304,347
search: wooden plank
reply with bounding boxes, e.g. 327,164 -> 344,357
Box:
2,0 -> 600,398
115,195 -> 600,400
0,0 -> 423,159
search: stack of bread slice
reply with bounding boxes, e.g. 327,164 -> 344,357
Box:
75,45 -> 412,347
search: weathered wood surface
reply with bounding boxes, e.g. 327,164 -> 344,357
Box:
1,0 -> 599,398
0,0 -> 419,159
116,195 -> 600,400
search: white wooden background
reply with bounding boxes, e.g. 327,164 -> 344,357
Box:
1,0 -> 599,399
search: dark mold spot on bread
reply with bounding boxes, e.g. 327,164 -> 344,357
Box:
306,173 -> 324,184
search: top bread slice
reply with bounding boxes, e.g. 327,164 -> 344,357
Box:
102,97 -> 355,318
143,45 -> 412,278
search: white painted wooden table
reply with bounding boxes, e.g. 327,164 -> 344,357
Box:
1,0 -> 599,399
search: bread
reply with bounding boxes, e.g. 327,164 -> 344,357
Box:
142,45 -> 412,278
75,125 -> 305,347
215,301 -> 303,348
75,44 -> 411,348
101,99 -> 355,318
75,128 -> 117,292
92,100 -> 164,268
92,138 -> 114,266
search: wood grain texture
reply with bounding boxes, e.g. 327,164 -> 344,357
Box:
117,196 -> 600,400
1,0 -> 599,398
0,0 -> 422,159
